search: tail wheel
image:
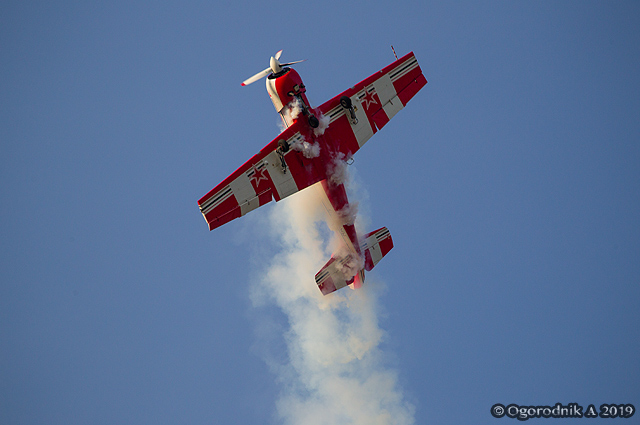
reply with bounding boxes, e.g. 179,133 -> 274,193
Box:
340,96 -> 352,109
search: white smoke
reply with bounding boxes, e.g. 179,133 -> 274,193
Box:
313,113 -> 331,136
286,97 -> 305,121
327,153 -> 349,185
249,180 -> 415,425
337,202 -> 359,226
278,99 -> 307,132
292,135 -> 321,159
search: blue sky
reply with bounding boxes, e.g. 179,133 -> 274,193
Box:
2,1 -> 639,424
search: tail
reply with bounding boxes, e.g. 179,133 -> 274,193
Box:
315,227 -> 394,295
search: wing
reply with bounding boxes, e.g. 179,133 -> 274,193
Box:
315,51 -> 427,158
198,121 -> 327,230
199,52 -> 426,231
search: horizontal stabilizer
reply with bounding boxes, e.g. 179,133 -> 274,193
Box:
315,227 -> 393,296
361,227 -> 394,271
315,255 -> 364,296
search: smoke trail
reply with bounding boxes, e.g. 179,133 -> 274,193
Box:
250,181 -> 415,425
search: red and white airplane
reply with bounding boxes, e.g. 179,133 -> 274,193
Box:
198,50 -> 427,295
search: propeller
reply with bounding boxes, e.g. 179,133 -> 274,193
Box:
241,50 -> 306,86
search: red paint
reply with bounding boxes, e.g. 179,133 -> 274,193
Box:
199,51 -> 427,294
397,74 -> 428,107
273,68 -> 312,113
205,196 -> 241,230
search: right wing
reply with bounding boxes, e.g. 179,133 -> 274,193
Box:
198,121 -> 327,230
314,51 -> 427,159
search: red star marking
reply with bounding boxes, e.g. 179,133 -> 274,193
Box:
250,163 -> 269,189
361,88 -> 378,110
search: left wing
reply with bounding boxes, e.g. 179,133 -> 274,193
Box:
198,121 -> 327,230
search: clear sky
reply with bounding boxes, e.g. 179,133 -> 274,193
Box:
2,1 -> 639,424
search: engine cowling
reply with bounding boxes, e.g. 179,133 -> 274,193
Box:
266,68 -> 314,127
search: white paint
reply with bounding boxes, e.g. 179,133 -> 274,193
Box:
264,152 -> 299,200
372,74 -> 403,120
350,95 -> 375,147
229,172 -> 257,212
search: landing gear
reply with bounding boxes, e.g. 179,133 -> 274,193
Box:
340,95 -> 358,125
276,139 -> 288,173
277,139 -> 289,153
308,115 -> 319,128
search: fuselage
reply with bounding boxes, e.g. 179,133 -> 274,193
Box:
266,68 -> 314,128
266,67 -> 364,288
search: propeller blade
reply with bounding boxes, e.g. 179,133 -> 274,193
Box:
241,51 -> 304,86
270,56 -> 282,74
241,67 -> 271,86
280,59 -> 306,67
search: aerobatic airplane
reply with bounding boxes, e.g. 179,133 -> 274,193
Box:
198,49 -> 427,295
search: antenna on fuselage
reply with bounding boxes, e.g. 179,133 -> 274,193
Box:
391,45 -> 398,61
